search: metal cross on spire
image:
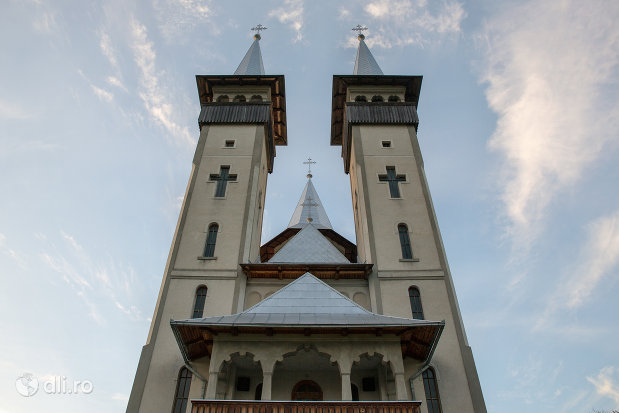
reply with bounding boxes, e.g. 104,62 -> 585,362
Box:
251,24 -> 268,39
301,195 -> 319,223
352,24 -> 368,40
303,157 -> 317,178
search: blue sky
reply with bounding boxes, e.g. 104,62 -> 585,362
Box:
1,0 -> 618,412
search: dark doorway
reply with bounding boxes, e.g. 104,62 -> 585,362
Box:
291,380 -> 323,401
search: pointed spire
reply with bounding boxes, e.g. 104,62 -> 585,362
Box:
352,25 -> 384,75
234,25 -> 267,75
288,178 -> 333,230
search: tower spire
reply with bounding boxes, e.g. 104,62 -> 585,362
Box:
234,24 -> 267,75
352,25 -> 384,75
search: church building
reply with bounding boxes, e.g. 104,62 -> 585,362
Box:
127,26 -> 486,413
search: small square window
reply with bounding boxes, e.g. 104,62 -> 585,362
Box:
225,140 -> 235,148
382,140 -> 391,148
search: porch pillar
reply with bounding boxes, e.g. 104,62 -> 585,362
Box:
394,372 -> 408,400
206,371 -> 219,399
261,371 -> 273,400
341,372 -> 352,400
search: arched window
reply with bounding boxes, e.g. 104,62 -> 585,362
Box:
354,95 -> 367,102
254,383 -> 263,400
192,286 -> 207,318
408,287 -> 424,320
371,95 -> 384,102
250,95 -> 263,102
422,368 -> 442,413
171,367 -> 192,413
233,95 -> 246,102
217,95 -> 229,103
204,224 -> 218,257
398,224 -> 413,259
291,380 -> 322,401
388,95 -> 400,102
351,383 -> 360,401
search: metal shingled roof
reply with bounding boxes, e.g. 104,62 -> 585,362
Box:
353,39 -> 384,75
268,224 -> 349,264
234,38 -> 265,75
288,179 -> 333,229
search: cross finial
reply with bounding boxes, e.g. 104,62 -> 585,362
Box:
352,24 -> 368,40
303,157 -> 317,178
251,24 -> 267,40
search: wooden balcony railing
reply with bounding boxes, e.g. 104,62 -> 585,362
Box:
192,399 -> 421,413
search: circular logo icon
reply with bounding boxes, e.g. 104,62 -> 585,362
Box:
16,373 -> 39,397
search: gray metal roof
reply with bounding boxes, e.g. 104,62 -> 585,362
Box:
353,38 -> 384,75
268,224 -> 349,264
288,179 -> 333,229
174,273 -> 441,328
234,38 -> 265,75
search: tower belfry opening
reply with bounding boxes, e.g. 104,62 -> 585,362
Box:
127,25 -> 485,413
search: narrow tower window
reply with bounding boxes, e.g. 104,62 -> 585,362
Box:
192,286 -> 207,318
210,166 -> 237,198
422,368 -> 443,413
171,367 -> 192,413
398,224 -> 413,259
378,166 -> 406,198
204,224 -> 218,257
408,286 -> 424,319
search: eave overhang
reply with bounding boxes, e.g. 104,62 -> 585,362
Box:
196,74 -> 287,145
241,263 -> 373,280
171,319 -> 444,363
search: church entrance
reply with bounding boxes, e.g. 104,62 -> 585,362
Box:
291,380 -> 323,401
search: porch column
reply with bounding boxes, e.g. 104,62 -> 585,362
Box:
341,372 -> 352,400
206,371 -> 219,399
394,372 -> 408,400
261,371 -> 273,400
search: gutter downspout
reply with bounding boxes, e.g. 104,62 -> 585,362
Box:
409,321 -> 445,399
171,320 -> 208,398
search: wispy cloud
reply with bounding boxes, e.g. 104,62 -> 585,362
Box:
153,0 -> 215,42
98,29 -> 127,92
537,209 -> 619,328
587,366 -> 619,404
480,0 -> 619,246
343,0 -> 465,48
91,85 -> 114,103
129,18 -> 194,147
0,98 -> 31,120
269,0 -> 304,43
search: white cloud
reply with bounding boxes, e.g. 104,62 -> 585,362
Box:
0,98 -> 31,120
33,10 -> 59,34
153,0 -> 215,42
129,18 -> 194,147
537,209 -> 619,328
269,0 -> 304,43
91,85 -> 114,103
345,0 -> 465,48
480,0 -> 619,246
587,366 -> 619,404
112,392 -> 129,402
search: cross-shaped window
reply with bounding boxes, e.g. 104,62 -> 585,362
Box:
210,166 -> 237,197
378,166 -> 406,198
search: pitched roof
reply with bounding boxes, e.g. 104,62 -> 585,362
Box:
353,38 -> 384,75
288,179 -> 332,229
268,224 -> 349,263
234,37 -> 265,75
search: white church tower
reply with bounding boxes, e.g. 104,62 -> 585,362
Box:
127,26 -> 486,413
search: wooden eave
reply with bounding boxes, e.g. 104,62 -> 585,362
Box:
172,322 -> 443,362
241,263 -> 373,280
196,74 -> 287,145
330,75 -> 422,146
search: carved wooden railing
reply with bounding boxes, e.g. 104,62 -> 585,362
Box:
192,400 -> 421,413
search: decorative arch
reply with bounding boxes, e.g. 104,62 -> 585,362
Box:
354,95 -> 367,102
233,95 -> 246,102
371,95 -> 384,102
388,95 -> 400,102
250,95 -> 263,102
291,380 -> 322,401
217,95 -> 229,103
